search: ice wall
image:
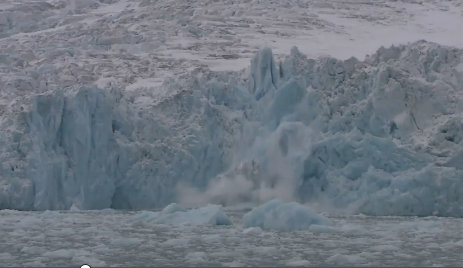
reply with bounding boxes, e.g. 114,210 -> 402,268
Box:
0,73 -> 247,210
1,41 -> 462,216
180,41 -> 463,217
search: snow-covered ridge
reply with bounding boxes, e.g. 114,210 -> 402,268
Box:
1,40 -> 463,216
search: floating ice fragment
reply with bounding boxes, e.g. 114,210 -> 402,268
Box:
242,199 -> 331,231
133,203 -> 232,226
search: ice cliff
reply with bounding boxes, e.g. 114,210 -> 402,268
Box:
1,41 -> 462,216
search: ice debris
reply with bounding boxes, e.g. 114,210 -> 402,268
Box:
242,199 -> 331,231
132,203 -> 232,226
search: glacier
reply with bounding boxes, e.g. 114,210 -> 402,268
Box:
1,40 -> 463,216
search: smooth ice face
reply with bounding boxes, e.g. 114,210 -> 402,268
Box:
1,41 -> 463,217
242,199 -> 331,231
132,203 -> 232,226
